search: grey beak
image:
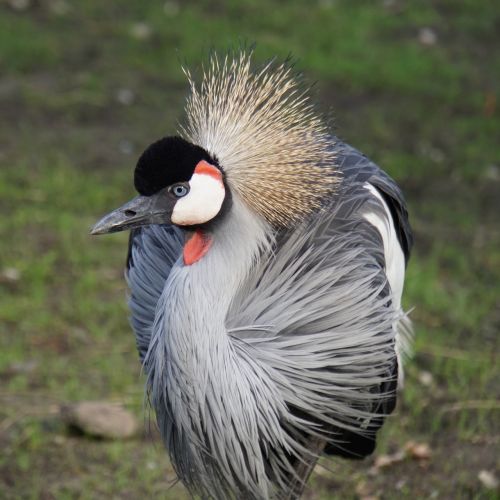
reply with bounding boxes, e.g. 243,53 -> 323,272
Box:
91,191 -> 175,235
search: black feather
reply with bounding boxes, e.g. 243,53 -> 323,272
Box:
134,136 -> 218,196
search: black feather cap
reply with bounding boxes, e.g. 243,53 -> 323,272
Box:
134,136 -> 218,196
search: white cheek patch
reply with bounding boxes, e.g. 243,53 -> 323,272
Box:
171,173 -> 225,225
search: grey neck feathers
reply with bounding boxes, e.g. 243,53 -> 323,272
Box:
145,198 -> 282,499
167,196 -> 272,336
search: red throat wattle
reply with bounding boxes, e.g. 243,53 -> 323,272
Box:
183,229 -> 213,265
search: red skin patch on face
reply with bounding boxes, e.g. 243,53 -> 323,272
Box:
183,229 -> 213,265
181,161 -> 220,264
194,160 -> 223,181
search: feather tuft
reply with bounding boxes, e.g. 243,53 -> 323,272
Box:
180,50 -> 339,226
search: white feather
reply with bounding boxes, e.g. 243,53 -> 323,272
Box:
362,183 -> 405,307
362,183 -> 409,382
171,173 -> 225,226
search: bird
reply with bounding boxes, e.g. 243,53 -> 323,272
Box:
91,50 -> 413,500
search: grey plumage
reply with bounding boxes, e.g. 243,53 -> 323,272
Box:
126,224 -> 184,361
125,139 -> 412,499
88,48 -> 413,500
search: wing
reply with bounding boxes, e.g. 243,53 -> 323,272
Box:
335,140 -> 413,264
336,140 -> 414,370
325,140 -> 413,458
126,225 -> 184,361
228,139 -> 412,462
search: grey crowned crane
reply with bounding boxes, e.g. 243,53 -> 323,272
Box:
92,51 -> 413,499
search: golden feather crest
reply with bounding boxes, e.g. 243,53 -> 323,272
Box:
180,50 -> 339,226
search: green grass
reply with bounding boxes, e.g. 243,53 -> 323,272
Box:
1,1 -> 498,498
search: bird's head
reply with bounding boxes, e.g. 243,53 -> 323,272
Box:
91,135 -> 228,234
91,50 -> 339,262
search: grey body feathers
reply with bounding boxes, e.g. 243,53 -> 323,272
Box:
126,139 -> 412,499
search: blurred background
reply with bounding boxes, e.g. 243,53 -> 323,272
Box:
0,0 -> 498,498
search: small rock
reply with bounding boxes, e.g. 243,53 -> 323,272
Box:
61,401 -> 139,439
382,0 -> 403,13
318,0 -> 335,9
8,0 -> 30,11
53,435 -> 66,445
119,139 -> 134,155
1,267 -> 21,283
478,470 -> 498,489
116,88 -> 135,106
484,164 -> 499,181
418,27 -> 437,46
418,370 -> 434,386
163,1 -> 180,17
49,0 -> 70,15
130,22 -> 152,41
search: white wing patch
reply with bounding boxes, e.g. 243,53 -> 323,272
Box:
362,183 -> 405,309
363,183 -> 409,383
171,173 -> 225,226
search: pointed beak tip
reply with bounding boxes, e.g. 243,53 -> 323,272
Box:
89,194 -> 170,237
90,217 -> 115,236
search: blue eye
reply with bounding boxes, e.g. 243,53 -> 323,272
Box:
170,183 -> 189,198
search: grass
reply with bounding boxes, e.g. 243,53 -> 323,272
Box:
0,0 -> 498,498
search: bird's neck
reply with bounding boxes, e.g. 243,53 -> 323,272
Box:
168,198 -> 271,330
151,198 -> 272,390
